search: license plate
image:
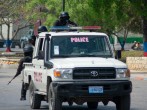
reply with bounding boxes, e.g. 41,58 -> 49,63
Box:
89,86 -> 103,93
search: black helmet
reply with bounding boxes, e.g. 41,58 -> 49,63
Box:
38,26 -> 48,33
23,44 -> 33,53
59,12 -> 70,20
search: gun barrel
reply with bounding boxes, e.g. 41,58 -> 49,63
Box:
7,77 -> 15,85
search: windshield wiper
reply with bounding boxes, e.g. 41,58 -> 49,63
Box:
73,54 -> 112,58
52,54 -> 112,58
73,54 -> 98,57
52,55 -> 73,58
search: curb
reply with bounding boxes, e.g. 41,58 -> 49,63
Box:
0,64 -> 18,69
0,58 -> 20,65
0,52 -> 23,58
130,70 -> 147,73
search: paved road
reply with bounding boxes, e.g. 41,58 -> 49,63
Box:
0,68 -> 147,110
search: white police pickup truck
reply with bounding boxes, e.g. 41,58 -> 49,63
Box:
23,27 -> 132,110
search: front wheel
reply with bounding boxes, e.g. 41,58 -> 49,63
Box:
48,83 -> 62,110
116,95 -> 131,110
87,102 -> 98,109
29,80 -> 41,109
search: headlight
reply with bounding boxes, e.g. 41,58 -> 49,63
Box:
116,68 -> 130,78
54,68 -> 73,79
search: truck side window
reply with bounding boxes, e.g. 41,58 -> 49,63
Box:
36,38 -> 44,59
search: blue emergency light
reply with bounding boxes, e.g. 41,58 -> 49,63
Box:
50,26 -> 101,31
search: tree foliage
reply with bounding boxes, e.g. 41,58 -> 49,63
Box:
25,0 -> 143,34
129,0 -> 147,42
0,0 -> 32,40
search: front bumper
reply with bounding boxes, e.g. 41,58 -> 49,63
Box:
51,80 -> 132,101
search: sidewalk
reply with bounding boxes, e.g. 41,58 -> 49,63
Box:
131,71 -> 147,80
0,57 -> 19,69
0,51 -> 23,65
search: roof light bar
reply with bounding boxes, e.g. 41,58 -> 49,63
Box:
50,26 -> 101,30
82,26 -> 101,30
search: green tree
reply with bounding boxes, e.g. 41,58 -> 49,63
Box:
0,0 -> 31,52
130,0 -> 147,55
24,0 -> 146,51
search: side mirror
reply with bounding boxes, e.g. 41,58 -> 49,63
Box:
44,61 -> 53,69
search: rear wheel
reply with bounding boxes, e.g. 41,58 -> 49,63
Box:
29,80 -> 41,109
48,83 -> 62,110
116,95 -> 130,110
87,102 -> 98,109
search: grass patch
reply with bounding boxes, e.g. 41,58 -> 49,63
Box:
121,50 -> 144,62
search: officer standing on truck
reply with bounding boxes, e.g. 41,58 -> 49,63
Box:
16,44 -> 33,100
53,12 -> 77,27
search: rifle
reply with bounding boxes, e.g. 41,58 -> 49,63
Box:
7,74 -> 18,85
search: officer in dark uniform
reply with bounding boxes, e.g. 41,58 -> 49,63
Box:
15,44 -> 33,100
53,12 -> 77,28
29,26 -> 48,47
38,25 -> 48,33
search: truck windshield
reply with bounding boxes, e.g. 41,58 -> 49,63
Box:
51,35 -> 112,58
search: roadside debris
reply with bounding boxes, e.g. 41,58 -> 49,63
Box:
0,59 -> 19,65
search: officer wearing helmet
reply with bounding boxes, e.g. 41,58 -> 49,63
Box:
28,26 -> 48,47
14,44 -> 33,100
38,25 -> 48,34
53,12 -> 77,27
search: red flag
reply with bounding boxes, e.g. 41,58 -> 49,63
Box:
34,20 -> 41,36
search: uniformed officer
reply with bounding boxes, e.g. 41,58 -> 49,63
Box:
15,44 -> 33,100
28,26 -> 48,47
53,12 -> 77,27
38,25 -> 48,33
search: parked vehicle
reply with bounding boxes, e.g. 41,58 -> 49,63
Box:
23,27 -> 132,110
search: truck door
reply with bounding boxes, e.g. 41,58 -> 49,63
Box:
32,37 -> 47,92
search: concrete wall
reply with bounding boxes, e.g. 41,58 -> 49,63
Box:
0,23 -> 13,39
126,57 -> 147,71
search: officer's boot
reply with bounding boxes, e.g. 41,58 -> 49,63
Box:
20,83 -> 26,101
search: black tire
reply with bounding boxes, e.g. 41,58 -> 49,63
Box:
87,102 -> 98,109
116,95 -> 130,110
29,80 -> 41,109
48,83 -> 62,110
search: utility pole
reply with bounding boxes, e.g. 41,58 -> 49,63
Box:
143,0 -> 147,56
62,0 -> 65,11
